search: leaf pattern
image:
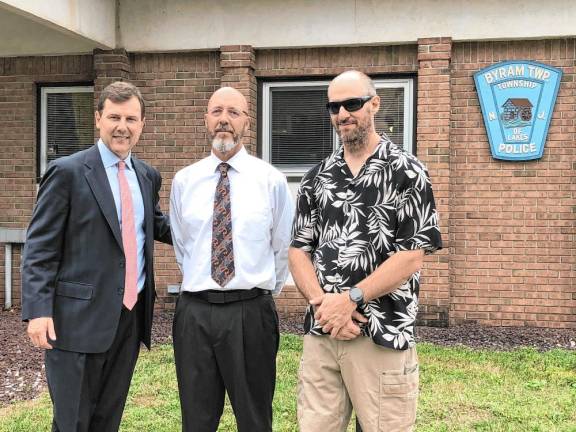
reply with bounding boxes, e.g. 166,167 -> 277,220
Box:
291,136 -> 442,350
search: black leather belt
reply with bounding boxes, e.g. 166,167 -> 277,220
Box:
184,288 -> 270,304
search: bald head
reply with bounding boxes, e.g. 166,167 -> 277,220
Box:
328,70 -> 377,100
205,87 -> 250,161
326,70 -> 381,155
208,87 -> 249,113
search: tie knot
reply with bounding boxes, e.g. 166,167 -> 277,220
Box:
118,160 -> 126,171
218,162 -> 230,176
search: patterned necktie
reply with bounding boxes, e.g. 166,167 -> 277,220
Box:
117,160 -> 138,310
211,162 -> 235,287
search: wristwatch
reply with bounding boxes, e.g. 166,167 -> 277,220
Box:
348,286 -> 365,306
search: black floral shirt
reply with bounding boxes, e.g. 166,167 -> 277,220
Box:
291,136 -> 442,350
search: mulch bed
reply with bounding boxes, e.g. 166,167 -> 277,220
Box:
2,308 -> 575,407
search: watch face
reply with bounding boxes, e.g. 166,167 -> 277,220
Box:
350,287 -> 363,303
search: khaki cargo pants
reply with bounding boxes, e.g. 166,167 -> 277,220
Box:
297,335 -> 419,432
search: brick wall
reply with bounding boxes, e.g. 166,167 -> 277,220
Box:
416,38 -> 452,326
1,41 -> 574,328
0,55 -> 94,307
220,46 -> 257,154
256,45 -> 418,77
130,51 -> 222,308
94,49 -> 131,99
450,39 -> 575,328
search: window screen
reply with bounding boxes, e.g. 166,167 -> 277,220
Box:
270,87 -> 334,168
40,86 -> 94,176
375,86 -> 405,148
262,79 -> 413,175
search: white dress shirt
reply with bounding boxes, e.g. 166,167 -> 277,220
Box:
170,146 -> 294,294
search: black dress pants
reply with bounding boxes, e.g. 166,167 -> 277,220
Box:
45,298 -> 143,432
173,291 -> 279,432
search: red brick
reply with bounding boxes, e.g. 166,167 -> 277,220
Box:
1,39 -> 574,328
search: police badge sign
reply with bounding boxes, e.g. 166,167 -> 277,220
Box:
474,61 -> 562,161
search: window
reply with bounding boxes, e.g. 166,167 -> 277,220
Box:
262,78 -> 414,175
39,85 -> 94,177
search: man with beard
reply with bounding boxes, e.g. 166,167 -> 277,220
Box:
170,87 -> 294,432
289,71 -> 442,431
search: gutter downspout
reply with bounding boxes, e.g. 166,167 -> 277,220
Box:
1,228 -> 26,310
4,243 -> 11,309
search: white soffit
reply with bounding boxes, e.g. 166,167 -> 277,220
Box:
119,0 -> 576,52
0,0 -> 115,56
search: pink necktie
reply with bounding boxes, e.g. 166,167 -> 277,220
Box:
118,160 -> 138,310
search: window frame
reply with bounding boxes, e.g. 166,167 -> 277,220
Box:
261,77 -> 414,176
37,83 -> 94,180
262,80 -> 335,176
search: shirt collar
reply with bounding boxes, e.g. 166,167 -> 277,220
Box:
332,135 -> 388,164
97,139 -> 133,170
208,145 -> 249,174
368,135 -> 388,162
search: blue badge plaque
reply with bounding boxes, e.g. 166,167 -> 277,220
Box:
474,61 -> 562,161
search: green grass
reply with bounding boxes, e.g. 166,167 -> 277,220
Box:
1,335 -> 575,431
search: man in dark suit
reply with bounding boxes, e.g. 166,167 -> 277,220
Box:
22,81 -> 171,432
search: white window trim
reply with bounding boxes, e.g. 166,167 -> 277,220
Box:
374,79 -> 414,154
262,80 -> 336,176
40,85 -> 94,177
262,78 -> 414,176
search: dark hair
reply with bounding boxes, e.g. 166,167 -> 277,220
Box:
97,81 -> 145,118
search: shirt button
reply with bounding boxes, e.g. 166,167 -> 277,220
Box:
118,287 -> 124,295
119,261 -> 125,268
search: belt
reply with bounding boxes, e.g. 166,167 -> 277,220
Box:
183,288 -> 270,304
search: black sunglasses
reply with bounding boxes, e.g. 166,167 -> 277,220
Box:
326,96 -> 374,115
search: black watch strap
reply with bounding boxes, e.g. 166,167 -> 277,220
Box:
349,286 -> 364,306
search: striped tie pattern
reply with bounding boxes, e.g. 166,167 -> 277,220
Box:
211,162 -> 235,287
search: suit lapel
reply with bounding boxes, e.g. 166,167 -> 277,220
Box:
83,145 -> 124,250
132,157 -> 154,294
132,157 -> 153,227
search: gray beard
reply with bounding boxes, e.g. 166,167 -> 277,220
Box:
339,126 -> 369,155
211,137 -> 237,154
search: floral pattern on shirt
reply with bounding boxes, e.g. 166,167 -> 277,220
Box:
291,136 -> 442,350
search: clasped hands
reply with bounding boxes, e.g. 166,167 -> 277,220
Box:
310,292 -> 368,340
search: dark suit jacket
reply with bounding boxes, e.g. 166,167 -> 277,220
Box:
22,144 -> 171,353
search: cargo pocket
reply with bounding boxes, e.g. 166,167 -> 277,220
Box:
378,364 -> 419,431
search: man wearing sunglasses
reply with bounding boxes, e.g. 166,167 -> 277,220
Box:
289,70 -> 442,431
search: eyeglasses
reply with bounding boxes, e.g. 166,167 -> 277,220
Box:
208,106 -> 248,119
326,96 -> 374,115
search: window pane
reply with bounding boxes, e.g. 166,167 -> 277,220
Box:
46,91 -> 94,164
270,87 -> 333,168
375,87 -> 405,147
